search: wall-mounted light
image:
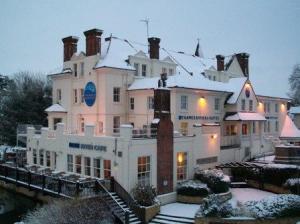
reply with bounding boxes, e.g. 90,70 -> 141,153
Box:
211,134 -> 217,139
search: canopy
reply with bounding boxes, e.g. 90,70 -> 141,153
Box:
225,112 -> 266,121
45,104 -> 67,113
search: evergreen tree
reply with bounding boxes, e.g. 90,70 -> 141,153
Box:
0,71 -> 52,145
288,64 -> 300,105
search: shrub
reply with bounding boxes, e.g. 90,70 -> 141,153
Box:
177,180 -> 209,197
131,184 -> 157,207
197,194 -> 233,218
244,194 -> 300,219
194,169 -> 230,193
284,178 -> 300,195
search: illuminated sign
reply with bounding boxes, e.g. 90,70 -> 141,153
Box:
84,82 -> 96,107
69,142 -> 107,152
178,115 -> 219,121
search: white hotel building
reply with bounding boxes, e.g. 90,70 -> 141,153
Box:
26,28 -> 293,194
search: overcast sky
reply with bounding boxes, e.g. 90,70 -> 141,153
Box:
1,0 -> 299,97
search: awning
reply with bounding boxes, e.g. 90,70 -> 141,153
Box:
45,104 -> 67,113
225,112 -> 266,121
280,115 -> 300,139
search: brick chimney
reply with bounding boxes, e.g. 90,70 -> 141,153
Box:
236,53 -> 250,77
216,55 -> 225,71
83,28 -> 103,56
152,74 -> 174,194
62,36 -> 79,62
148,37 -> 160,59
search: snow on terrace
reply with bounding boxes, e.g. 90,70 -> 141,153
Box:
229,188 -> 275,206
160,202 -> 199,218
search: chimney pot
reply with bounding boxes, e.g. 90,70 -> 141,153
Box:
216,54 -> 225,71
62,36 -> 79,62
83,28 -> 103,56
236,52 -> 250,77
148,37 -> 161,59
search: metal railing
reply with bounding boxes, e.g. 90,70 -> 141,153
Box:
96,179 -> 130,224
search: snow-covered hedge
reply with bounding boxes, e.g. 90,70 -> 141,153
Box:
284,178 -> 300,195
194,168 -> 230,193
132,184 -> 157,207
177,180 -> 210,197
231,164 -> 299,187
244,194 -> 300,219
197,194 -> 233,218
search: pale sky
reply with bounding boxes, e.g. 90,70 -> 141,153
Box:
1,0 -> 299,97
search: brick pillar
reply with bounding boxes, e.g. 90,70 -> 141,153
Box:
84,28 -> 103,56
236,53 -> 250,77
216,55 -> 225,71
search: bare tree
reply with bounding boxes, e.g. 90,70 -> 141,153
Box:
22,197 -> 114,224
288,64 -> 300,105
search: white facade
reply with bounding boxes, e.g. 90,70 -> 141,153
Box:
26,28 -> 293,193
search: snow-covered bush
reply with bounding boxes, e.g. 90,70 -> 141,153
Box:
244,194 -> 300,219
284,178 -> 300,195
177,180 -> 209,197
131,184 -> 157,207
194,168 -> 230,193
197,194 -> 233,218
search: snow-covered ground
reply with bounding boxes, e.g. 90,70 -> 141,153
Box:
160,202 -> 199,218
229,188 -> 275,207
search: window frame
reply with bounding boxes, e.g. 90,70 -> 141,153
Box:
130,97 -> 135,110
75,155 -> 82,174
142,64 -> 147,77
177,152 -> 188,182
147,96 -> 154,110
180,95 -> 188,110
67,154 -> 73,172
93,158 -> 101,178
104,159 -> 111,179
137,156 -> 151,186
113,116 -> 120,133
84,157 -> 91,176
113,87 -> 121,103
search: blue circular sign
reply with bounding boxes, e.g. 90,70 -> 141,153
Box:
84,82 -> 96,107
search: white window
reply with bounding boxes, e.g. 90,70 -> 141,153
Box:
147,96 -> 154,110
162,67 -> 167,74
113,116 -> 120,133
113,87 -> 120,102
214,98 -> 220,111
73,89 -> 78,103
242,124 -> 248,135
138,156 -> 151,186
253,122 -> 256,134
267,121 -> 271,132
249,100 -> 253,111
275,103 -> 278,113
67,154 -> 73,172
181,95 -> 188,110
130,97 -> 134,110
177,152 -> 187,182
80,62 -> 84,76
46,151 -> 51,167
134,63 -> 139,76
80,88 -> 84,103
73,64 -> 77,77
169,68 -> 174,75
104,160 -> 111,179
98,121 -> 103,133
208,75 -> 211,80
80,118 -> 84,132
53,118 -> 62,130
213,76 -> 216,81
275,121 -> 279,132
39,149 -> 44,166
33,149 -> 37,165
75,155 -> 82,174
93,158 -> 101,178
142,64 -> 147,77
84,157 -> 91,176
241,99 -> 246,111
56,89 -> 62,103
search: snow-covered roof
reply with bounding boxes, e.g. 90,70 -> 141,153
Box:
128,73 -> 247,95
45,104 -> 67,113
95,37 -> 136,71
289,106 -> 300,114
225,112 -> 266,121
280,115 -> 300,139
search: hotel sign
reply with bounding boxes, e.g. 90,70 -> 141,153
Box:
84,82 -> 96,107
69,142 -> 107,152
178,115 -> 219,121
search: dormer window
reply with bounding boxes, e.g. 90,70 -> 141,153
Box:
134,63 -> 139,76
241,99 -> 246,111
